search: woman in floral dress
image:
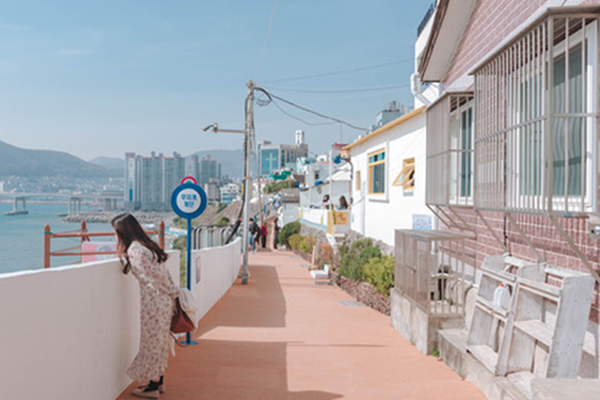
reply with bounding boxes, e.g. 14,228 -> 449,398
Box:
112,213 -> 179,399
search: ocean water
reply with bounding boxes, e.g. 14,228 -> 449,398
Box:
0,202 -> 112,274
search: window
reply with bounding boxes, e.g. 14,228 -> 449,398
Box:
475,13 -> 598,214
356,171 -> 361,191
314,171 -> 320,180
450,103 -> 473,202
368,150 -> 386,194
393,158 -> 415,191
425,94 -> 474,206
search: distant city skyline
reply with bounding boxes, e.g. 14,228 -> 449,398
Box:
0,0 -> 430,160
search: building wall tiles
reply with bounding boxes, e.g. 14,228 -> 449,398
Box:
443,0 -> 600,87
440,205 -> 600,324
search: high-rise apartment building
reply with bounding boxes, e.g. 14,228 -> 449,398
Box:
185,155 -> 200,183
124,151 -> 185,211
199,156 -> 220,187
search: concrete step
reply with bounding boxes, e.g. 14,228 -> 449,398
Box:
439,328 -> 468,378
532,378 -> 600,400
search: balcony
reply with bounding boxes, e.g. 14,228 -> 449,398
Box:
298,207 -> 350,237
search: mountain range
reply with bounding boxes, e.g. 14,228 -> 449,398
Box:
0,140 -> 247,179
0,140 -> 117,178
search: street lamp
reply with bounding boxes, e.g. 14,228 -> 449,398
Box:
203,81 -> 255,285
202,123 -> 251,284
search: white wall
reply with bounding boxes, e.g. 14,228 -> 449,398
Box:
0,251 -> 177,400
191,238 -> 242,320
350,112 -> 432,246
0,239 -> 242,400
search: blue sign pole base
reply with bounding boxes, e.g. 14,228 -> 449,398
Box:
178,332 -> 197,346
179,340 -> 198,346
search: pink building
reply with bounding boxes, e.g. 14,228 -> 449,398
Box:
396,0 -> 600,397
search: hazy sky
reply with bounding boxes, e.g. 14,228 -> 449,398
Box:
0,0 -> 430,160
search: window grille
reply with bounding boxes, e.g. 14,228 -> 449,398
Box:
426,94 -> 475,206
474,10 -> 599,215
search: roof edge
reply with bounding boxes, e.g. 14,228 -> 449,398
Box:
469,4 -> 600,75
343,106 -> 426,152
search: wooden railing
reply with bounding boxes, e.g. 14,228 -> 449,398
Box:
43,221 -> 165,269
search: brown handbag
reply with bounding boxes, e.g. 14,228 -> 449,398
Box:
171,297 -> 195,334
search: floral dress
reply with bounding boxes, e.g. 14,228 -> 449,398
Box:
126,241 -> 179,382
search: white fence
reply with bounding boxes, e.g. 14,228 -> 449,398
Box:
191,238 -> 242,320
0,239 -> 241,400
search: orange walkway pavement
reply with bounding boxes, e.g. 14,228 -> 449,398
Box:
117,250 -> 485,400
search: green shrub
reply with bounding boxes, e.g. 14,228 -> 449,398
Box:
299,235 -> 316,253
264,179 -> 296,194
217,202 -> 228,213
278,221 -> 301,245
337,239 -> 382,281
363,255 -> 395,295
171,236 -> 187,286
173,216 -> 187,230
215,216 -> 230,227
288,233 -> 304,250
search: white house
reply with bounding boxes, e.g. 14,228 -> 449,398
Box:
344,107 -> 432,246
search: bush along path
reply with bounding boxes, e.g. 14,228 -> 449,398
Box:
279,221 -> 394,316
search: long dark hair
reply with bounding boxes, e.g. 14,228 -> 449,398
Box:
111,213 -> 168,274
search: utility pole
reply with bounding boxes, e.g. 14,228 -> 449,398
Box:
240,80 -> 255,285
202,80 -> 255,285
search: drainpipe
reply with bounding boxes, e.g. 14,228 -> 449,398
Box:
411,72 -> 431,107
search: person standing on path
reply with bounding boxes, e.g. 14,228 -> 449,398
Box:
112,213 -> 179,399
273,217 -> 281,249
260,222 -> 268,248
249,217 -> 260,253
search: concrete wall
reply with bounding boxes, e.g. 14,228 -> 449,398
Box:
191,238 -> 242,320
349,112 -> 432,246
0,251 -> 177,400
0,239 -> 242,400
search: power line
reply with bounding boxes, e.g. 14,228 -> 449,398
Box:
261,83 -> 410,94
256,87 -> 369,132
261,59 -> 413,83
270,97 -> 336,126
255,0 -> 279,79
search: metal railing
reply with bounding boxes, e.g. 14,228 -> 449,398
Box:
395,229 -> 469,316
473,11 -> 599,215
190,225 -> 235,250
43,221 -> 165,269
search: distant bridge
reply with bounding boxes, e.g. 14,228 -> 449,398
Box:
0,192 -> 123,213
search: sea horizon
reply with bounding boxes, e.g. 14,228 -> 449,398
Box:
0,202 -> 113,274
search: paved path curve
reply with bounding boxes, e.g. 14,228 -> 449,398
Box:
117,250 -> 485,400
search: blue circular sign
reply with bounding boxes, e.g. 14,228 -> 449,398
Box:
171,183 -> 207,219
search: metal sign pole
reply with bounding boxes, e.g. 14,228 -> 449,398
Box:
183,217 -> 196,345
171,176 -> 207,346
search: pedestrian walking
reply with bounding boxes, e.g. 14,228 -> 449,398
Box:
260,223 -> 268,248
112,213 -> 179,399
273,217 -> 281,249
249,217 -> 260,253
